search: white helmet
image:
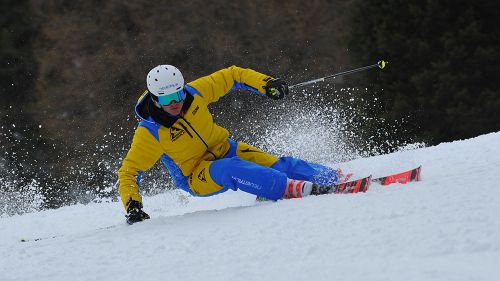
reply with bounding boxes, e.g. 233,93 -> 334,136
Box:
146,65 -> 184,96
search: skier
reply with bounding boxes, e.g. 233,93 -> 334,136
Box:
119,65 -> 341,224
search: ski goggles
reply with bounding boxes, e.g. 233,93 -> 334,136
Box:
157,88 -> 186,106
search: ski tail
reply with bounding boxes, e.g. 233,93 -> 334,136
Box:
372,166 -> 422,186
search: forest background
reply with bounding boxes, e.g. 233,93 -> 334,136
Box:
1,0 -> 499,213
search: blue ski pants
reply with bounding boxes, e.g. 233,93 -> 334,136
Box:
185,139 -> 340,201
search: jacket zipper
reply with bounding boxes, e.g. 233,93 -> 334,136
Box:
179,116 -> 217,160
177,122 -> 193,138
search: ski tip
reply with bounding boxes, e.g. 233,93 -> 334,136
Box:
372,166 -> 422,186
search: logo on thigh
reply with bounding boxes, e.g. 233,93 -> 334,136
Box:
198,168 -> 207,182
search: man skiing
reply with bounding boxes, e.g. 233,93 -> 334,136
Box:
118,65 -> 341,224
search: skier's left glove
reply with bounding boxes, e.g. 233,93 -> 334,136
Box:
264,78 -> 289,100
125,200 -> 150,225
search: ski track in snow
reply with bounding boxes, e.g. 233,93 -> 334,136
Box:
1,132 -> 500,281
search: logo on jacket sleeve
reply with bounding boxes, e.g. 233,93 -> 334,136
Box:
170,126 -> 185,141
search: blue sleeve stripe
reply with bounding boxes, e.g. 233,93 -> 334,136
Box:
231,81 -> 266,97
186,81 -> 265,98
185,84 -> 202,97
136,171 -> 143,188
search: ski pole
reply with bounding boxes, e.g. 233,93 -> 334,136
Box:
289,60 -> 388,90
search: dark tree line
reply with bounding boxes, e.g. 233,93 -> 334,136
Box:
347,0 -> 500,145
0,0 -> 57,213
1,0 -> 499,213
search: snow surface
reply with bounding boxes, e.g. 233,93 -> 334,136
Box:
1,132 -> 500,281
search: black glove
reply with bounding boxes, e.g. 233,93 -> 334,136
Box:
125,200 -> 150,225
264,78 -> 289,100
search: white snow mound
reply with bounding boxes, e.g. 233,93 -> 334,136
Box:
1,132 -> 500,281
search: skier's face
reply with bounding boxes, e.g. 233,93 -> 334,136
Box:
161,100 -> 184,116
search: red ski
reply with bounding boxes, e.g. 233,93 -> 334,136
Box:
317,166 -> 422,195
372,166 -> 422,186
311,175 -> 372,195
258,166 -> 422,200
333,175 -> 372,193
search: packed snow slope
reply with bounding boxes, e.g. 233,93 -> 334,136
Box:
1,132 -> 500,281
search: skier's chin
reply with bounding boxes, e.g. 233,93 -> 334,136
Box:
162,102 -> 184,115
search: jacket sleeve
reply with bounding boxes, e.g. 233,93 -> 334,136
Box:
118,126 -> 163,211
186,65 -> 273,104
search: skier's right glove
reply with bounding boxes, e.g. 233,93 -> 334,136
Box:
125,200 -> 150,225
264,78 -> 289,100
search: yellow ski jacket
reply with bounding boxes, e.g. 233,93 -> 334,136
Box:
118,66 -> 272,210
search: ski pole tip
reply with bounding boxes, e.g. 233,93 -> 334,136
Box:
377,60 -> 388,69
